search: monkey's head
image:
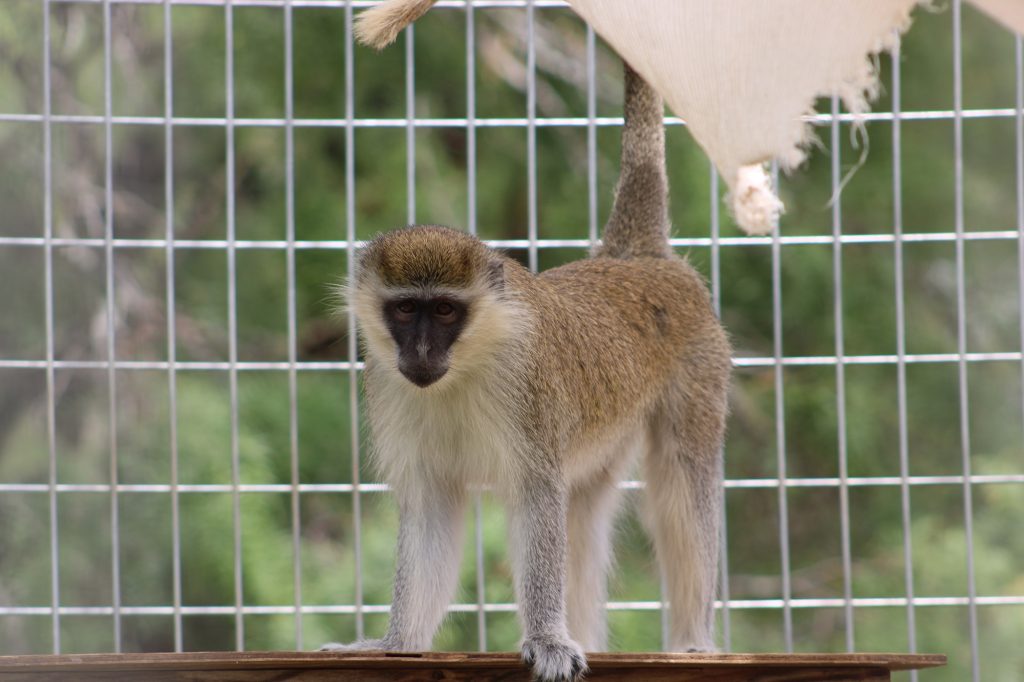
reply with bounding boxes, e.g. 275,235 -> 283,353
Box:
349,226 -> 520,389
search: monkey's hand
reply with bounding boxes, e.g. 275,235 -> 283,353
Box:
317,638 -> 391,652
521,634 -> 587,682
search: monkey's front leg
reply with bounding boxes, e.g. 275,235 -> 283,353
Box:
321,485 -> 467,652
509,475 -> 587,682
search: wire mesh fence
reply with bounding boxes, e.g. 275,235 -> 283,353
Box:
0,1 -> 1021,681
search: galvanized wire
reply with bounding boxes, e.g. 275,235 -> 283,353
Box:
1,1 -> 1021,671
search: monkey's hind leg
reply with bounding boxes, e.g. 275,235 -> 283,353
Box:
642,399 -> 724,653
566,469 -> 624,651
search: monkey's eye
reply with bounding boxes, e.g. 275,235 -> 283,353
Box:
392,300 -> 417,322
433,300 -> 457,322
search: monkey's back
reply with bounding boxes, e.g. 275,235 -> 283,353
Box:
520,255 -> 731,455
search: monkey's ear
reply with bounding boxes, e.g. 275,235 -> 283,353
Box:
485,259 -> 505,292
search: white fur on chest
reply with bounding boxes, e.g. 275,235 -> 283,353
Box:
368,369 -> 520,489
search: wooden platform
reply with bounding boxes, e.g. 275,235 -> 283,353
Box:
0,651 -> 945,681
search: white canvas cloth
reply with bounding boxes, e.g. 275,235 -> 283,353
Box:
567,0 -> 1024,234
972,0 -> 1024,34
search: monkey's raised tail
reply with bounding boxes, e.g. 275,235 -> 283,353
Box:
594,63 -> 672,260
354,0 -> 439,50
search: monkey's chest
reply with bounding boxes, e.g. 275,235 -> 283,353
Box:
370,380 -> 520,487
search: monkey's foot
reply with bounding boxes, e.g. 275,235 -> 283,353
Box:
318,638 -> 388,652
521,634 -> 587,682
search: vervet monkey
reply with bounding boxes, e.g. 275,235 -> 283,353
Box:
321,7 -> 731,680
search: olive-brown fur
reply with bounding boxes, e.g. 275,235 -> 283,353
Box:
360,225 -> 493,289
502,253 -> 730,460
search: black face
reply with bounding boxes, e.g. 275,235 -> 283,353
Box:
383,296 -> 469,387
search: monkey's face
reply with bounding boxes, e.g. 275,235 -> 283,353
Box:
382,295 -> 469,387
349,226 -> 525,390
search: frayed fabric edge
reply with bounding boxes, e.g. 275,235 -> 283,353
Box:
730,0 -> 929,234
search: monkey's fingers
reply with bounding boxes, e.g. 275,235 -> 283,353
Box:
317,638 -> 388,652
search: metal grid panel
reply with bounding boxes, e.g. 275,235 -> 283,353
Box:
0,1 -> 1021,681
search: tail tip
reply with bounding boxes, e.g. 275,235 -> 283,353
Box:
353,5 -> 404,49
355,0 -> 436,50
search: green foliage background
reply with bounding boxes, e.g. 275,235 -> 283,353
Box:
0,2 -> 1022,680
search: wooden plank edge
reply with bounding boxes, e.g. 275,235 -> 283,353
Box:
0,651 -> 947,673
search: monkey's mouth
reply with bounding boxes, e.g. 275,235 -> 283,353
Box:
399,365 -> 448,388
